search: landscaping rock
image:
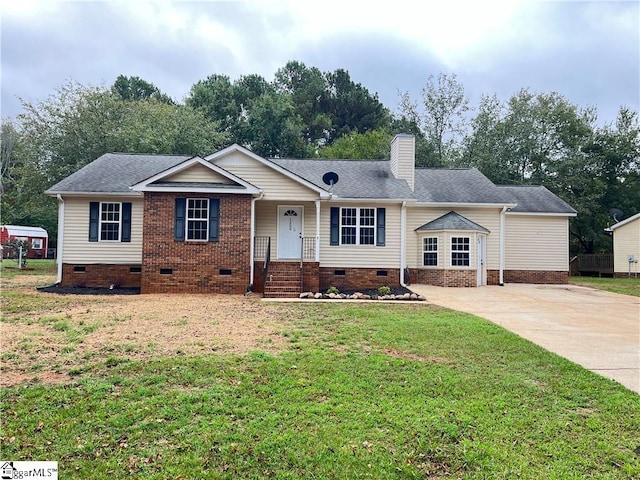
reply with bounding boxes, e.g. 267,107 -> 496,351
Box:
314,292 -> 323,299
299,292 -> 313,299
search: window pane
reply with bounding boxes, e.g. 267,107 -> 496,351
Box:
341,208 -> 356,226
186,199 -> 209,240
424,252 -> 438,266
360,227 -> 374,245
360,208 -> 375,226
341,227 -> 356,244
100,203 -> 121,241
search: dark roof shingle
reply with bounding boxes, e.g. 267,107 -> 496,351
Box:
46,153 -> 191,194
415,211 -> 490,233
413,168 -> 514,204
269,158 -> 415,199
498,186 -> 576,214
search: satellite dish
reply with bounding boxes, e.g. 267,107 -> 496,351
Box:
322,171 -> 339,187
610,208 -> 624,222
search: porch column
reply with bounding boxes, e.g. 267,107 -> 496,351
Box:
315,200 -> 321,262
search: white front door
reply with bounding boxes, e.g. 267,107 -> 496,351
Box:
477,235 -> 487,286
277,206 -> 303,259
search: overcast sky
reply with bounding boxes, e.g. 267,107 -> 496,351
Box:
2,0 -> 638,126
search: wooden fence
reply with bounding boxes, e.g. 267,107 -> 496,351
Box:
570,254 -> 613,276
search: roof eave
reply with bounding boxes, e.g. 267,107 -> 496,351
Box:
506,211 -> 577,217
45,190 -> 143,197
609,212 -> 640,230
132,185 -> 260,194
415,202 -> 517,208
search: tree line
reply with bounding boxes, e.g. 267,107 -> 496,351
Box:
2,61 -> 638,255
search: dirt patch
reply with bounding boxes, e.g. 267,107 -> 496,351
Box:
1,284 -> 293,387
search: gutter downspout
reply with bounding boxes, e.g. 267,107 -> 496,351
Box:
249,192 -> 264,291
315,200 -> 321,262
499,206 -> 507,286
400,201 -> 408,287
56,194 -> 65,284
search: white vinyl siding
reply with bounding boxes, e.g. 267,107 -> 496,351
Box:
62,197 -> 143,264
406,207 -> 501,269
612,217 -> 640,274
164,163 -> 234,184
505,215 -> 569,271
215,151 -> 318,201
320,203 -> 401,268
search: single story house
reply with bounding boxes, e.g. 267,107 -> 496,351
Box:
0,225 -> 48,259
45,134 -> 576,296
607,213 -> 640,278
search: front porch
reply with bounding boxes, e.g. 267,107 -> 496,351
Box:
253,236 -> 319,297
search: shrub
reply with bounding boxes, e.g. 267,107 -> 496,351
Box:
377,285 -> 391,296
326,286 -> 340,295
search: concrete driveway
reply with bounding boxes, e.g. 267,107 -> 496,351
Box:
411,283 -> 640,394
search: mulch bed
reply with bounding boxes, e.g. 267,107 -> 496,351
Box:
37,285 -> 141,295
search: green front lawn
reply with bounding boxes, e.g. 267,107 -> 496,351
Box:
570,276 -> 640,297
1,258 -> 57,279
1,302 -> 638,479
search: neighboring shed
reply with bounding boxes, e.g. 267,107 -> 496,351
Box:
0,225 -> 49,259
608,213 -> 640,278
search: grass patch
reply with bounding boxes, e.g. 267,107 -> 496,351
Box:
1,303 -> 638,479
570,276 -> 640,297
0,258 -> 56,279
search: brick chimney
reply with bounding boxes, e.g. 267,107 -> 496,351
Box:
390,134 -> 415,191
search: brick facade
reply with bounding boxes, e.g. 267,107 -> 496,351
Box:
410,268 -> 477,287
61,264 -> 142,288
502,270 -> 568,284
141,193 -> 252,294
319,267 -> 400,291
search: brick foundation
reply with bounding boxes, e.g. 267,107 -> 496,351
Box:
319,267 -> 400,291
503,270 -> 568,284
141,193 -> 252,294
410,269 -> 477,287
61,264 -> 142,288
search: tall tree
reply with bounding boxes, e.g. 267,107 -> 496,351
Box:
318,128 -> 393,160
273,61 -> 331,148
112,75 -> 174,104
399,73 -> 470,166
324,69 -> 390,144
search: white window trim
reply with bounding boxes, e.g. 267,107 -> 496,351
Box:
31,239 -> 43,249
450,235 -> 471,267
186,198 -> 209,242
422,236 -> 438,267
340,207 -> 376,246
99,202 -> 122,242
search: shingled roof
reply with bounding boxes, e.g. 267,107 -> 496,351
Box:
498,185 -> 577,214
413,168 -> 514,204
46,153 -> 191,194
415,211 -> 490,233
269,158 -> 416,200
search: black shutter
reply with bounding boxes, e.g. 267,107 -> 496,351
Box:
121,202 -> 132,242
330,207 -> 339,246
174,198 -> 186,241
376,208 -> 386,246
89,202 -> 99,242
208,199 -> 219,242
